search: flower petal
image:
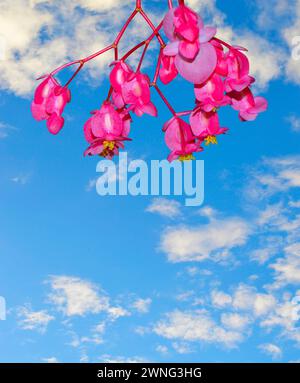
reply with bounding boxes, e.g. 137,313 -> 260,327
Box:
175,42 -> 217,84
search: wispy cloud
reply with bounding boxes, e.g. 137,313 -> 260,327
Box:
17,305 -> 54,333
146,198 -> 181,218
259,343 -> 282,360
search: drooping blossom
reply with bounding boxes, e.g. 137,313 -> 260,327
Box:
31,75 -> 71,135
159,53 -> 178,84
84,101 -> 131,158
162,4 -> 217,84
194,73 -> 231,112
225,47 -> 255,92
211,39 -> 228,77
229,88 -> 268,121
164,116 -> 203,162
110,62 -> 157,117
190,109 -> 228,145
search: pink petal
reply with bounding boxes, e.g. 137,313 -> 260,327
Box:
164,41 -> 180,56
199,26 -> 217,43
31,101 -> 48,121
163,9 -> 175,41
175,42 -> 217,84
179,40 -> 199,60
47,113 -> 64,135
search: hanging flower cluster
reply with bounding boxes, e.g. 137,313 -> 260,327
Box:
31,0 -> 267,162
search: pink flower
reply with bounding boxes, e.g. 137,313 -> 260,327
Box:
163,4 -> 217,84
225,47 -> 255,92
31,75 -> 71,135
122,72 -> 157,117
190,109 -> 228,145
194,73 -> 231,112
164,116 -> 202,162
84,101 -> 131,158
211,39 -> 228,77
159,53 -> 178,84
229,88 -> 268,121
110,61 -> 133,93
110,62 -> 157,117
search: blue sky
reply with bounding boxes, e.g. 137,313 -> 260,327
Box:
0,0 -> 300,363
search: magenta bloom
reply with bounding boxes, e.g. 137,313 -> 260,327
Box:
190,109 -> 228,145
159,53 -> 178,85
229,88 -> 268,121
163,4 -> 217,84
110,62 -> 157,117
225,47 -> 255,92
164,116 -> 202,162
194,73 -> 231,112
84,101 -> 131,158
31,76 -> 71,135
211,40 -> 228,77
122,72 -> 157,117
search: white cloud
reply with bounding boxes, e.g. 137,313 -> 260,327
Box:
287,115 -> 300,133
47,275 -> 110,317
146,198 -> 181,218
211,290 -> 232,308
154,310 -> 243,348
283,0 -> 300,84
42,357 -> 59,363
156,345 -> 168,354
85,178 -> 97,192
10,173 -> 31,185
0,122 -> 15,139
160,217 -> 251,263
132,298 -> 152,314
0,0 -> 144,96
172,342 -> 193,354
269,243 -> 300,288
107,306 -> 130,320
221,313 -> 251,331
232,285 -> 276,317
17,306 -> 54,333
259,343 -> 282,360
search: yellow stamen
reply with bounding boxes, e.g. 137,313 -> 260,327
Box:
205,135 -> 218,145
178,154 -> 195,162
100,141 -> 116,158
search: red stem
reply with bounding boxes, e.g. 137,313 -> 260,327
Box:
213,37 -> 233,50
63,61 -> 84,88
140,9 -> 165,47
114,9 -> 138,45
51,44 -> 113,76
152,48 -> 163,84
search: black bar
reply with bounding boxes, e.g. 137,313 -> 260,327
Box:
0,363 -> 299,381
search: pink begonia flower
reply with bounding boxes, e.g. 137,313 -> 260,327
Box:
211,39 -> 228,77
122,72 -> 157,117
110,62 -> 157,117
194,73 -> 231,112
31,75 -> 71,135
229,88 -> 268,121
225,47 -> 255,92
190,109 -> 228,145
164,116 -> 203,162
84,101 -> 131,158
159,53 -> 178,84
163,4 -> 217,84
